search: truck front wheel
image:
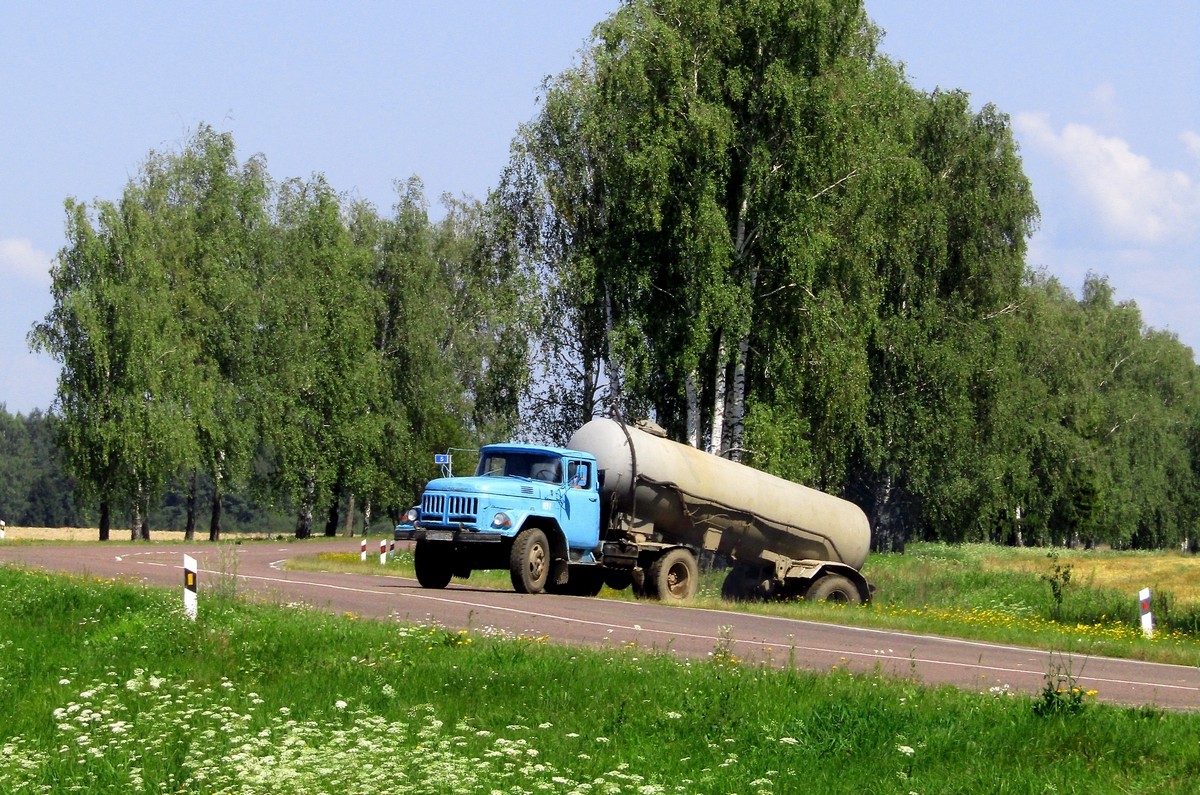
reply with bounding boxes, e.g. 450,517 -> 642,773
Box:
647,548 -> 699,603
805,574 -> 862,605
414,540 -> 454,589
510,528 -> 550,594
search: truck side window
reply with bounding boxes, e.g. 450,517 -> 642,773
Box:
568,461 -> 590,489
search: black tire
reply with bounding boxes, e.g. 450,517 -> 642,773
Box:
547,565 -> 605,597
721,567 -> 756,602
804,574 -> 863,605
413,540 -> 453,589
602,568 -> 634,592
509,528 -> 550,594
647,548 -> 699,603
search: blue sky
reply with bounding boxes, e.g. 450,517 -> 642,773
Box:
2,1 -> 1197,416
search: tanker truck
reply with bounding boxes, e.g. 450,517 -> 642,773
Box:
393,418 -> 871,604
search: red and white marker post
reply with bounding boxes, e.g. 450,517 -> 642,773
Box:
1139,587 -> 1154,639
360,538 -> 367,562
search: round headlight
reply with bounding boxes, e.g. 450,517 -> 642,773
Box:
404,507 -> 419,523
491,512 -> 512,529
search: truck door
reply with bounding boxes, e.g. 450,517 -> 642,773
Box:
563,459 -> 600,549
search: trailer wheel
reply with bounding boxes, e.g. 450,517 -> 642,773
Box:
510,528 -> 550,594
720,567 -> 757,602
805,574 -> 862,605
414,540 -> 453,589
648,548 -> 699,603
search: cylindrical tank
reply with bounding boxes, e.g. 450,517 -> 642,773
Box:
568,418 -> 869,571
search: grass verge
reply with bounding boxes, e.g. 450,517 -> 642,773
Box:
2,565 -> 1199,794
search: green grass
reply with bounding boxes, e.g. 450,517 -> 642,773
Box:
296,541 -> 1200,666
3,564 -> 1198,794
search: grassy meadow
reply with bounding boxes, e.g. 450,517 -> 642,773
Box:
1,562 -> 1199,795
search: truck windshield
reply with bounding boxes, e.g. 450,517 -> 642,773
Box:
477,452 -> 563,483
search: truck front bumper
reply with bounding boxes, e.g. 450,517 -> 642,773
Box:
394,524 -> 505,544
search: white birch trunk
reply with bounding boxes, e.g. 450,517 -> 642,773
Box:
728,331 -> 750,462
130,488 -> 142,542
728,262 -> 757,462
710,335 -> 727,456
685,369 -> 700,448
604,283 -> 622,418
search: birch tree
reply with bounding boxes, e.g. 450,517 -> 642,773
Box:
260,177 -> 387,538
32,192 -> 197,540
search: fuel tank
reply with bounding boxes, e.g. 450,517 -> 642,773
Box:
568,418 -> 869,570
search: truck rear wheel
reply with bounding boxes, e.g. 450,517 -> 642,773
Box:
510,528 -> 550,594
414,540 -> 453,589
805,574 -> 862,605
647,548 -> 699,603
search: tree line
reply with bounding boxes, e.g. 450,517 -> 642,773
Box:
0,405 -> 300,534
22,0 -> 1200,550
28,128 -> 529,540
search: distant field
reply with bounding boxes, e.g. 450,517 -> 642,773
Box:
979,546 -> 1200,605
0,526 -> 235,542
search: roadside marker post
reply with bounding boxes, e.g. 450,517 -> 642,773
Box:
1139,588 -> 1154,638
380,539 -> 387,565
360,539 -> 367,562
389,539 -> 396,560
183,554 -> 198,621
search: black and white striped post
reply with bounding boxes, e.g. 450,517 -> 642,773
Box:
183,554 -> 198,620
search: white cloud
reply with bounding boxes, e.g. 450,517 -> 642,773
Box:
1183,130 -> 1200,162
1015,113 -> 1200,245
0,238 -> 53,287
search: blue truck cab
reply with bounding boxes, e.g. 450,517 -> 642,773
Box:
394,443 -> 603,594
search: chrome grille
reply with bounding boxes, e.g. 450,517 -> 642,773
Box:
422,493 -> 479,523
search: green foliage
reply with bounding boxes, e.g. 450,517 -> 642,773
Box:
1040,551 -> 1074,621
0,406 -> 84,527
1033,656 -> 1097,718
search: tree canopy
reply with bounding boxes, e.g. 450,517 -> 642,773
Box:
500,0 -> 1199,550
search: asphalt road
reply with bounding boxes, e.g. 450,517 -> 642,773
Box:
3,538 -> 1199,711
